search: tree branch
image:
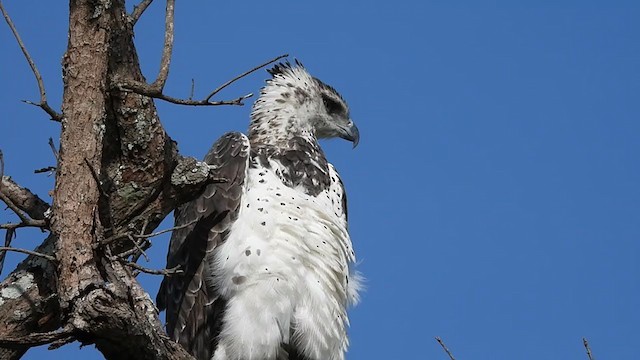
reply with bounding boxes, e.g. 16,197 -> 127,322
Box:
0,328 -> 74,347
115,80 -> 253,106
115,259 -> 182,276
583,337 -> 595,360
0,176 -> 50,220
205,53 -> 288,102
435,336 -> 456,360
0,246 -> 56,262
129,0 -> 154,25
0,1 -> 62,122
151,0 -> 175,91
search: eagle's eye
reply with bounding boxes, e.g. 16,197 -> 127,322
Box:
322,94 -> 343,115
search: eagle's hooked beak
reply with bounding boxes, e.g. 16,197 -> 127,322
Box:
340,120 -> 360,148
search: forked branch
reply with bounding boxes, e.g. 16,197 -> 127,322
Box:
0,0 -> 62,122
115,53 -> 288,107
130,0 -> 154,25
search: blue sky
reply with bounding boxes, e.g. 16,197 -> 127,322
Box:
1,1 -> 639,359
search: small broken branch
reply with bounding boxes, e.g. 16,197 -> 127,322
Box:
151,0 -> 175,91
0,246 -> 56,262
0,1 -> 62,122
130,0 -> 154,25
34,166 -> 57,174
435,336 -> 456,360
583,337 -> 595,360
49,137 -> 59,163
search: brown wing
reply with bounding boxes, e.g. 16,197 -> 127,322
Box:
157,132 -> 250,360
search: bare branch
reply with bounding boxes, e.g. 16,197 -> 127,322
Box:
205,53 -> 289,102
0,246 -> 56,262
0,219 -> 47,230
130,0 -> 154,25
114,54 -> 288,108
112,257 -> 182,276
151,0 -> 175,91
127,234 -> 150,262
583,337 -> 595,360
189,78 -> 195,100
115,80 -> 253,106
0,329 -> 75,347
134,218 -> 197,239
20,100 -> 63,122
435,336 -> 456,360
0,1 -> 62,122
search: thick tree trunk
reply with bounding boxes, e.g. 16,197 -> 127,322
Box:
0,1 -> 221,358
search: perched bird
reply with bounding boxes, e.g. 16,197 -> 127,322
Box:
157,61 -> 362,360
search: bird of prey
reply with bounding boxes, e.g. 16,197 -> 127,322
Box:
157,61 -> 362,360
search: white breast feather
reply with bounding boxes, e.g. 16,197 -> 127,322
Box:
208,161 -> 361,360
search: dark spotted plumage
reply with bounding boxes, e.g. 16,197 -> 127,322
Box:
251,136 -> 331,197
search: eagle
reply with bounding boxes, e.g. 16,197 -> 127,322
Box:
157,61 -> 362,360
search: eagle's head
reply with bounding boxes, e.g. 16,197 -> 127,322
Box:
249,61 -> 359,147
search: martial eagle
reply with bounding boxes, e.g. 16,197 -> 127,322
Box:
157,61 -> 362,360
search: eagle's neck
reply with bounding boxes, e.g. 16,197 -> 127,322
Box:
248,94 -> 318,149
248,90 -> 331,196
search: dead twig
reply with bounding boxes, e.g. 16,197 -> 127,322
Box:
130,0 -> 154,25
111,256 -> 182,276
435,336 -> 456,360
134,218 -> 197,239
583,337 -> 595,360
0,219 -> 47,230
151,0 -> 175,91
128,234 -> 150,262
115,81 -> 253,106
0,246 -> 56,262
0,1 -> 62,122
204,53 -> 289,102
114,53 -> 289,107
